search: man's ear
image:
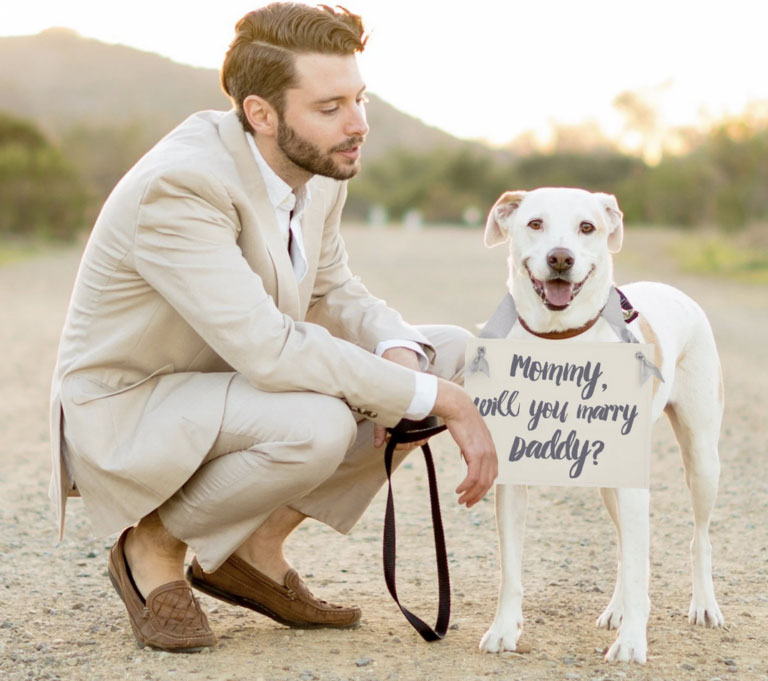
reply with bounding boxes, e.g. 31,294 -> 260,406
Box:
595,192 -> 624,253
243,95 -> 278,136
484,191 -> 527,247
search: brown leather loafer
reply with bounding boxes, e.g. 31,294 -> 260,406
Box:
108,528 -> 216,652
187,554 -> 361,629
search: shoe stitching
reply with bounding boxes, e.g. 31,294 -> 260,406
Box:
111,535 -> 213,647
202,561 -> 358,621
147,589 -> 213,641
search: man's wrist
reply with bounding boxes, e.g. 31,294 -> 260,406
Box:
377,343 -> 436,419
432,378 -> 464,422
404,372 -> 438,420
376,339 -> 429,371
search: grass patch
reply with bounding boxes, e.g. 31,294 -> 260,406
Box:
0,235 -> 80,267
670,234 -> 768,283
0,241 -> 42,266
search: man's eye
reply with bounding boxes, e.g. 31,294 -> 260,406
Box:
321,106 -> 339,115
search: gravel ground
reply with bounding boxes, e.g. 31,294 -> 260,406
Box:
1,225 -> 766,681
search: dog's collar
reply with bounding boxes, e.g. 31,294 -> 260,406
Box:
517,309 -> 603,339
476,287 -> 664,384
515,286 -> 638,338
480,286 -> 639,342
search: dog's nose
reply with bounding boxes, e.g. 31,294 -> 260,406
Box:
547,248 -> 575,273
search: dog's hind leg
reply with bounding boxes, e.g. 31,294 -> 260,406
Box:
664,308 -> 724,628
604,488 -> 650,663
480,484 -> 528,653
665,390 -> 724,627
596,487 -> 624,630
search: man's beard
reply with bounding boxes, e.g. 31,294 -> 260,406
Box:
276,118 -> 364,181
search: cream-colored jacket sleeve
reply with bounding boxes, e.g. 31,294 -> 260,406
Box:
134,171 -> 416,425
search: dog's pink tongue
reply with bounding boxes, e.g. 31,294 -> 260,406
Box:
544,279 -> 573,307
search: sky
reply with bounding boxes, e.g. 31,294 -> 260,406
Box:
2,0 -> 767,148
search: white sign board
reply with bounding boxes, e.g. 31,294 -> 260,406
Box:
464,339 -> 654,488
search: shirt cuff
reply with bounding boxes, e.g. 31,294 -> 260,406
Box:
404,372 -> 438,420
375,339 -> 430,371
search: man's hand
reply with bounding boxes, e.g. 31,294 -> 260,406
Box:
375,349 -> 497,506
432,379 -> 497,507
374,347 -> 428,449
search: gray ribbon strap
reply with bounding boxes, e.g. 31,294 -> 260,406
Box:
635,351 -> 665,385
468,345 -> 490,376
479,292 -> 518,339
602,287 -> 640,344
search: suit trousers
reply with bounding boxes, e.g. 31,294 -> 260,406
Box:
157,324 -> 471,571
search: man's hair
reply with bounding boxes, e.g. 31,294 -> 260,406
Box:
221,3 -> 368,131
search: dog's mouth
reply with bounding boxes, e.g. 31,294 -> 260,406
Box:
526,264 -> 594,311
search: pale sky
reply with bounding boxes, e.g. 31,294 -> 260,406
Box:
2,0 -> 767,147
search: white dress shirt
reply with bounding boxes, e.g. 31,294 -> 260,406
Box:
246,134 -> 437,419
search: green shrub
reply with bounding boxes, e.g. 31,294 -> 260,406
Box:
0,112 -> 88,239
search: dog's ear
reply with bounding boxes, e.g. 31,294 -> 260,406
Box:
485,191 -> 527,247
595,192 -> 624,253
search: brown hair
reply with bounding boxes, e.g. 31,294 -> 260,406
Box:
221,3 -> 368,131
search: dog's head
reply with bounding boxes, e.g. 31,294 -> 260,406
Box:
484,187 -> 623,331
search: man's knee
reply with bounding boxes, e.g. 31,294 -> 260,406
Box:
420,323 -> 473,383
304,395 -> 357,476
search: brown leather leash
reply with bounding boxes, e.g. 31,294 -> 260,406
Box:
383,416 -> 450,641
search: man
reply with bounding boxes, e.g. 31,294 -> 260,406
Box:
50,2 -> 496,652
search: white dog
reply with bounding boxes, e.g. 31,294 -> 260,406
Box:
478,187 -> 724,663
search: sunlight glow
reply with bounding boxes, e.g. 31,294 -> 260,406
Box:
2,0 -> 766,150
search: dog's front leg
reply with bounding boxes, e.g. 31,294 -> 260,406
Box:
604,488 -> 650,663
480,484 -> 528,653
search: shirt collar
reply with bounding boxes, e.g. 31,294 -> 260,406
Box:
246,132 -> 310,216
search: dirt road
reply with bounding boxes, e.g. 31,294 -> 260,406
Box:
1,226 -> 766,681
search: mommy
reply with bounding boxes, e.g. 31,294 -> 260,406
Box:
509,353 -> 604,400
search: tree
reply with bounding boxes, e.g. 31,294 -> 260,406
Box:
347,147 -> 510,224
61,122 -> 154,219
0,112 -> 88,239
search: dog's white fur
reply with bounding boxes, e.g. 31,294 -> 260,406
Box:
478,187 -> 724,663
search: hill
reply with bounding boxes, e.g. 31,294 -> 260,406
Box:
0,28 -> 480,161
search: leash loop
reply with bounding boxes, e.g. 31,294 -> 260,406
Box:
383,416 -> 450,642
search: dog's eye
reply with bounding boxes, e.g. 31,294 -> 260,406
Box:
527,219 -> 543,230
579,221 -> 595,234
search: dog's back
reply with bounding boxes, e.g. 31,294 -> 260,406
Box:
623,281 -> 723,422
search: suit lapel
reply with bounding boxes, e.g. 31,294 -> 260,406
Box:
296,177 -> 331,316
218,111 -> 301,319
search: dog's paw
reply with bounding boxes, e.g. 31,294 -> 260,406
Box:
604,627 -> 647,663
479,617 -> 523,653
596,603 -> 623,630
688,598 -> 724,628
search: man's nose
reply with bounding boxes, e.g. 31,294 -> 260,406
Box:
345,102 -> 369,137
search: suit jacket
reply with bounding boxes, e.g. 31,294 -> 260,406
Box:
50,110 -> 431,538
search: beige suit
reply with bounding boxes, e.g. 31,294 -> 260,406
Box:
50,110 -> 436,542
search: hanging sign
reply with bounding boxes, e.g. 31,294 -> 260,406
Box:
465,339 -> 655,488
